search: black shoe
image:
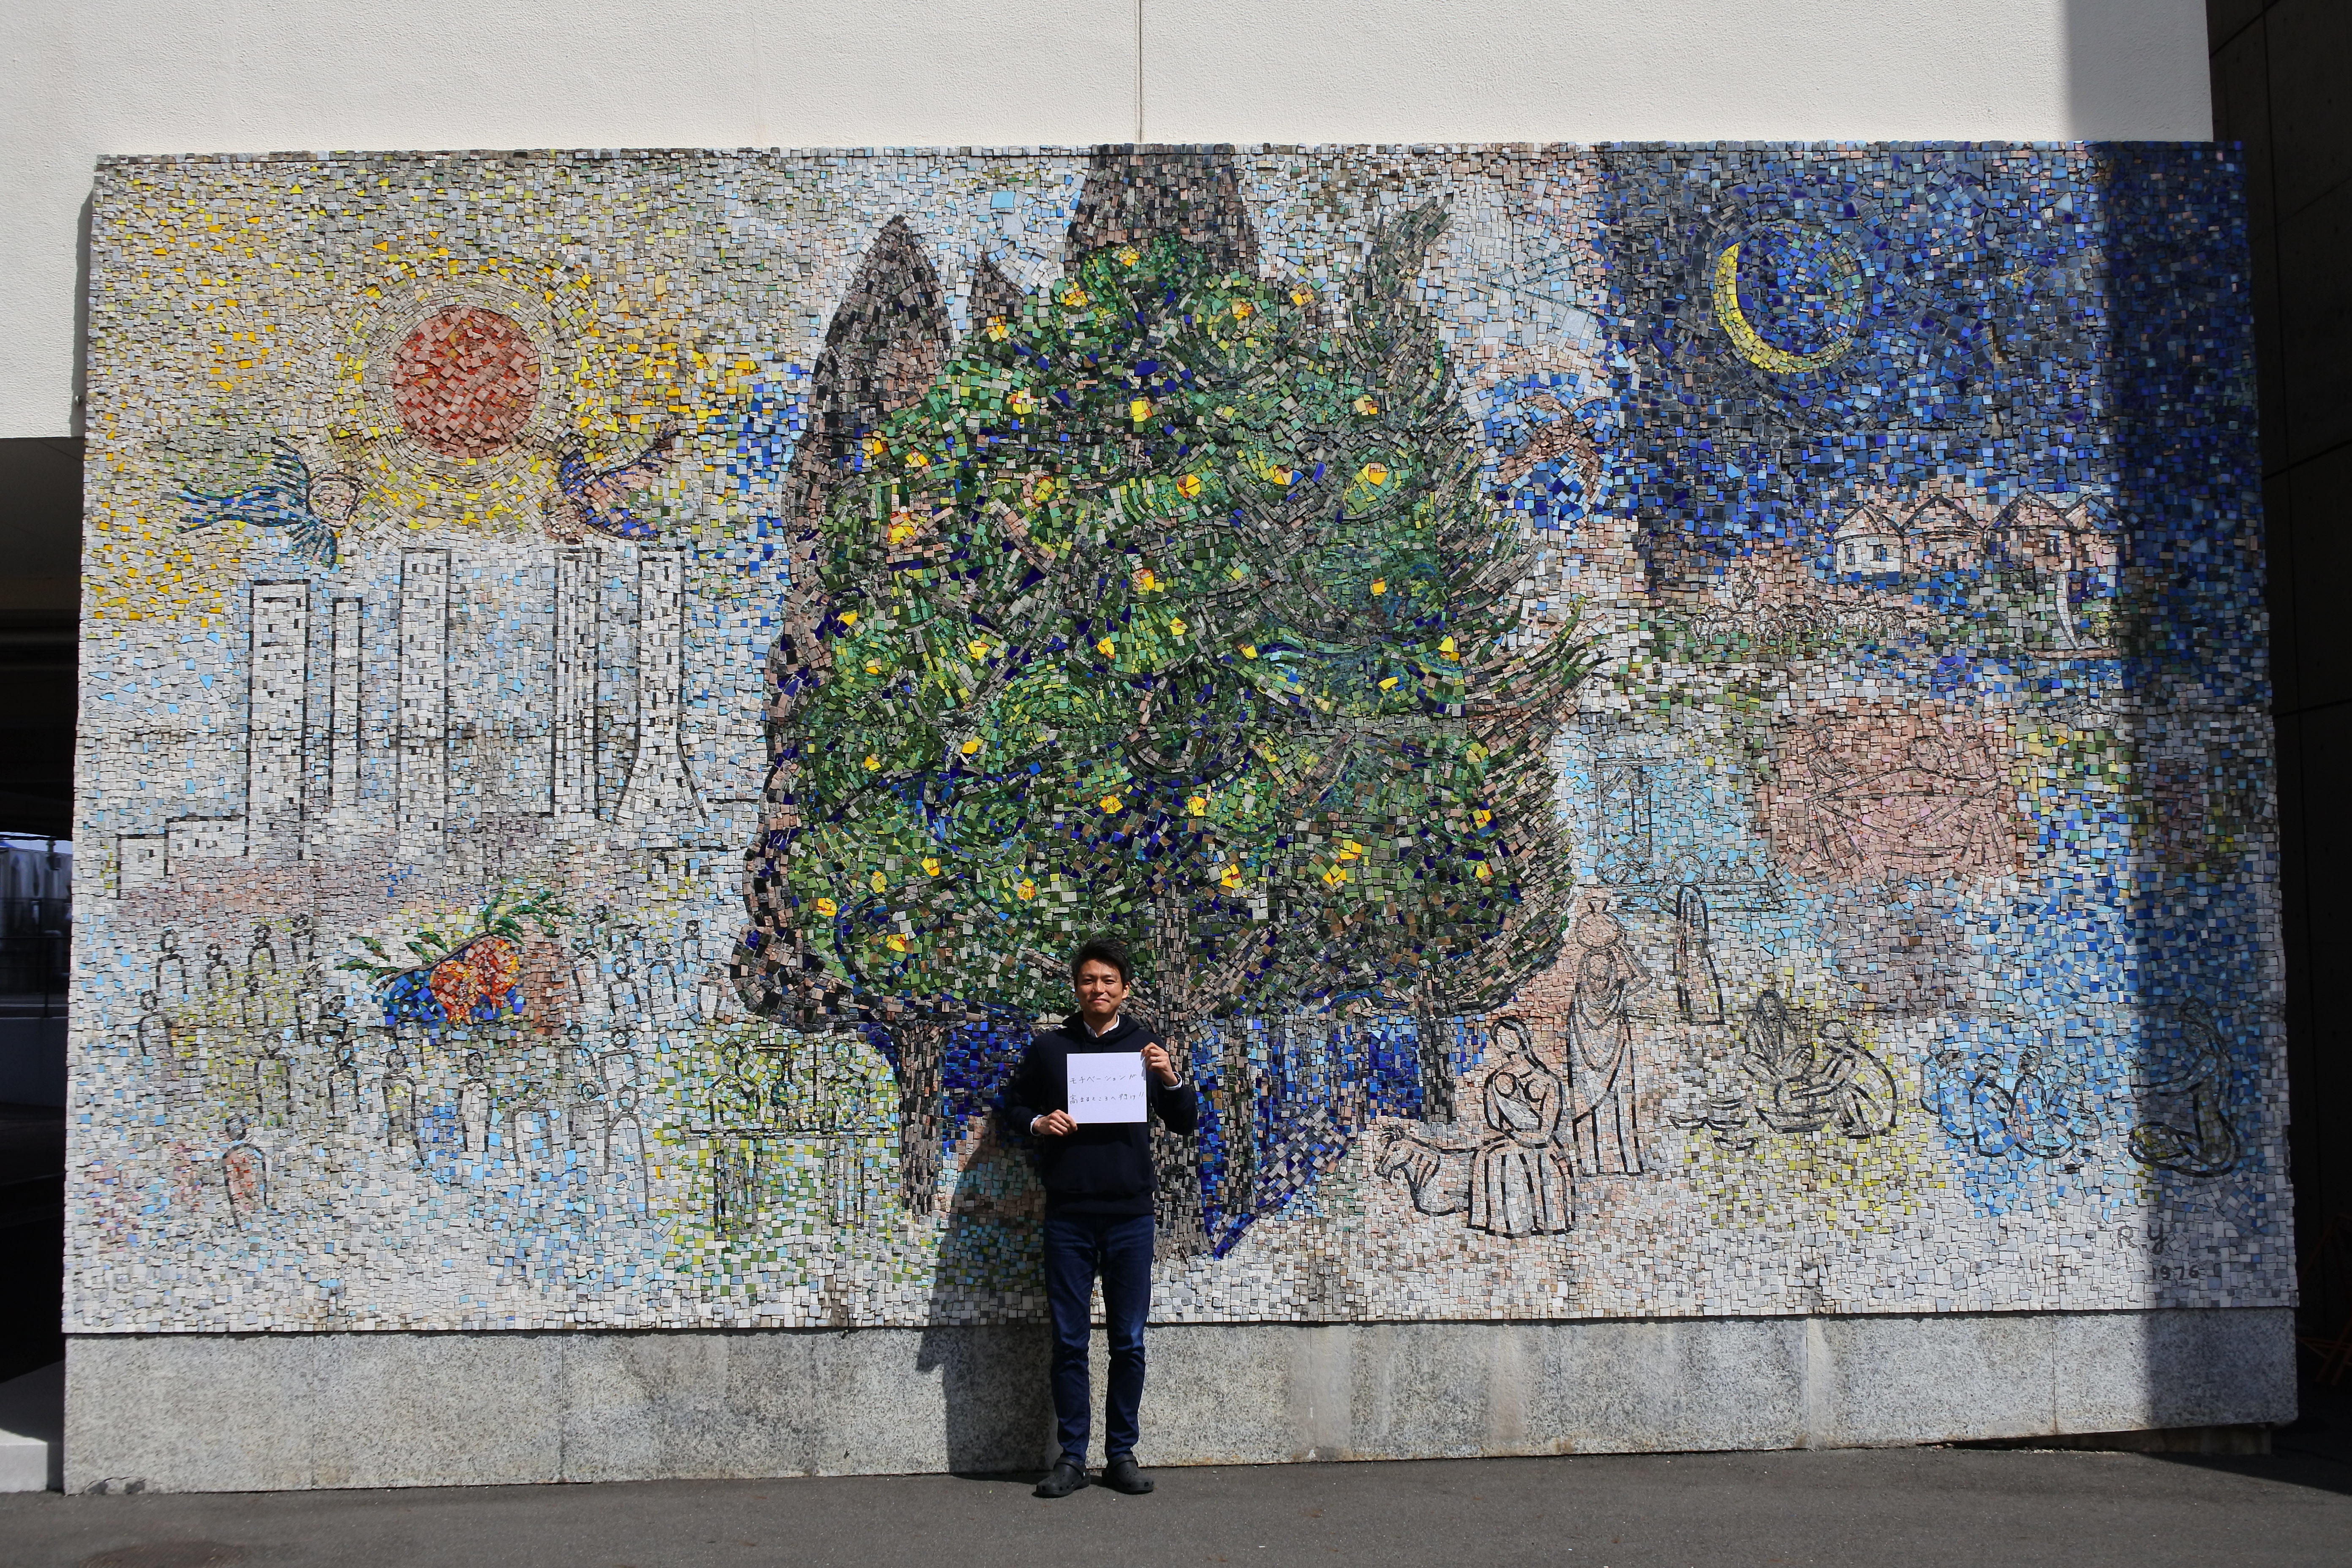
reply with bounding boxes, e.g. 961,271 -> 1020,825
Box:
1101,1456 -> 1155,1494
1034,1458 -> 1089,1498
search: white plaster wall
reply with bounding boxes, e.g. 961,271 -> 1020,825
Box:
0,0 -> 2212,440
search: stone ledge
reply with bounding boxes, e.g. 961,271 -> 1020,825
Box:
63,1308 -> 2297,1494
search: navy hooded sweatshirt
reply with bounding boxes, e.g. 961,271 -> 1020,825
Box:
998,1011 -> 1200,1217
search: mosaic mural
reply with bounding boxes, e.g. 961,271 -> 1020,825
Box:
69,143 -> 2287,1333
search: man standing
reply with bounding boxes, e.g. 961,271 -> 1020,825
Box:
1000,936 -> 1198,1498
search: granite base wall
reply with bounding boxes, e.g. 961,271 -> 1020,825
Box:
61,1307 -> 2296,1493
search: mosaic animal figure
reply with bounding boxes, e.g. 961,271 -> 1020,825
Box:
177,443 -> 359,566
543,426 -> 679,542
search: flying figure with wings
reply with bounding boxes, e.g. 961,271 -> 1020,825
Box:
542,426 -> 681,543
178,443 -> 361,567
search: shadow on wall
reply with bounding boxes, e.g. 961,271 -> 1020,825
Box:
2064,0 -> 2214,139
2099,139 -> 2291,1421
916,1121 -> 1054,1475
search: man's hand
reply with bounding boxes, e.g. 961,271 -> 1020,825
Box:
1031,1110 -> 1076,1137
1142,1043 -> 1179,1086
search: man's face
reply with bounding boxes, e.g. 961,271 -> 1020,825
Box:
1074,958 -> 1130,1024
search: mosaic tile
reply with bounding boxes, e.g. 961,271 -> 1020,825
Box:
68,143 -> 2284,1333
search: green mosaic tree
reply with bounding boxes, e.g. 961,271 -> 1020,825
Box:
754,201 -> 1586,1246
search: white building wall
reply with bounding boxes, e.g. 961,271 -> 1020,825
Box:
0,0 -> 2211,440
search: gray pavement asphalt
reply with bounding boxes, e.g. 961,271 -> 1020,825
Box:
3,1436 -> 2350,1568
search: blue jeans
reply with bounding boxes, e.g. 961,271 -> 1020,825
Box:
1041,1210 -> 1154,1465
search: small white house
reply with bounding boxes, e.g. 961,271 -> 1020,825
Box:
1832,505 -> 1905,577
1907,495 -> 1982,572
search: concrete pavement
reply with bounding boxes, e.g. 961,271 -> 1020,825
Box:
3,1434 -> 2349,1568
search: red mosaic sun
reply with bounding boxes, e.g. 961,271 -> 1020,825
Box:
390,305 -> 539,457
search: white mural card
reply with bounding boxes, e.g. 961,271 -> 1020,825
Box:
1066,1051 -> 1147,1124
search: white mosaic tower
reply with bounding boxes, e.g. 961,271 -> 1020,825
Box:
616,547 -> 703,845
396,549 -> 449,864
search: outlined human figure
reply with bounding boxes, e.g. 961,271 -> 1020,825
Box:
2130,1004 -> 2242,1176
708,1041 -> 767,1236
647,937 -> 681,1014
286,912 -> 317,969
564,1022 -> 603,1154
1671,883 -> 1726,1025
203,940 -> 234,998
382,1034 -> 419,1154
1467,1019 -> 1573,1237
601,1028 -> 651,1210
1563,892 -> 1645,1176
1922,1040 -> 2080,1161
253,1015 -> 294,1125
221,1115 -> 269,1228
246,921 -> 278,985
134,990 -> 173,1087
607,955 -> 645,1024
154,929 -> 190,1003
318,996 -> 358,1124
1728,992 -> 1900,1140
504,1081 -> 558,1173
458,1049 -> 493,1154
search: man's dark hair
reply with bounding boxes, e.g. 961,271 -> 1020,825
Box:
1070,935 -> 1133,985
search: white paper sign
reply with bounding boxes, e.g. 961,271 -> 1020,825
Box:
1065,1050 -> 1148,1124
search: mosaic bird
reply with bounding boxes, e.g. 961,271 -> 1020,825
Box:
177,443 -> 359,567
542,427 -> 680,543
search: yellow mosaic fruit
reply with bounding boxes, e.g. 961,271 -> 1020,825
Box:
863,754 -> 881,770
1007,389 -> 1035,415
1060,286 -> 1089,308
1370,578 -> 1387,594
838,610 -> 858,628
1337,840 -> 1364,862
1117,247 -> 1139,266
1187,795 -> 1208,816
864,660 -> 882,675
967,639 -> 991,659
1359,462 -> 1390,487
1270,466 -> 1293,486
1321,865 -> 1349,887
1130,397 -> 1153,422
1134,567 -> 1162,592
1353,395 -> 1379,416
885,934 -> 909,953
1176,474 -> 1202,498
960,737 -> 983,755
1473,808 -> 1492,827
985,316 -> 1010,340
1231,299 -> 1255,320
1219,864 -> 1243,889
862,436 -> 888,458
1168,617 -> 1187,638
1473,862 -> 1493,881
921,857 -> 942,877
887,512 -> 917,545
1099,795 -> 1122,813
815,897 -> 838,916
1291,287 -> 1313,307
1239,644 -> 1258,658
1032,476 -> 1056,501
904,450 -> 930,469
1096,637 -> 1116,657
1439,635 -> 1458,659
870,871 -> 888,893
1015,877 -> 1037,900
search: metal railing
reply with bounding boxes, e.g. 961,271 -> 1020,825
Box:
0,896 -> 68,1017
